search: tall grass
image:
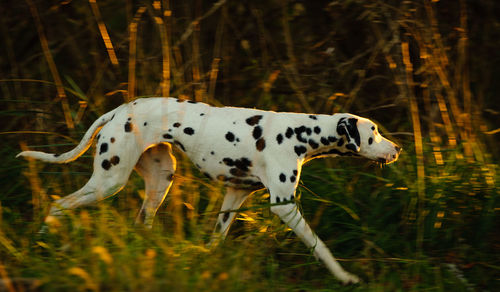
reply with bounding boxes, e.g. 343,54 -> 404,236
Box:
1,0 -> 498,290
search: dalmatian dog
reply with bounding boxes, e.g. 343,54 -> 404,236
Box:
17,97 -> 401,284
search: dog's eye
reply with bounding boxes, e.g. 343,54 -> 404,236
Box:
368,137 -> 373,145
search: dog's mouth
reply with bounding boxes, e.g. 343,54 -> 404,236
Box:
377,157 -> 388,163
375,154 -> 398,165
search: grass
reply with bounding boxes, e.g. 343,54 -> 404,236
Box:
1,145 -> 497,291
1,0 -> 499,291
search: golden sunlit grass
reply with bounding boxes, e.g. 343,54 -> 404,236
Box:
0,0 -> 498,291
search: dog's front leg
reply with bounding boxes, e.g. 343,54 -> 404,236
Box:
208,187 -> 250,246
270,199 -> 360,284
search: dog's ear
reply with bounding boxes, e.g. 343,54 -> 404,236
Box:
337,117 -> 361,153
336,117 -> 349,139
346,143 -> 360,153
346,118 -> 360,147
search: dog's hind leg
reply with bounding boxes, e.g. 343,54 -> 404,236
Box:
134,143 -> 176,228
45,162 -> 134,230
42,141 -> 141,232
209,187 -> 250,246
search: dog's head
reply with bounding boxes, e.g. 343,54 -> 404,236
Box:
336,115 -> 401,164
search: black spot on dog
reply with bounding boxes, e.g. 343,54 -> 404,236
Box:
252,181 -> 265,188
285,127 -> 294,138
222,158 -> 234,166
173,122 -> 181,128
222,212 -> 230,223
144,122 -> 148,126
279,173 -> 286,183
101,160 -> 111,170
167,173 -> 174,181
293,170 -> 297,175
210,151 -> 215,155
225,132 -> 235,142
124,122 -> 133,132
371,126 -> 375,131
276,197 -> 281,203
256,138 -> 266,151
128,117 -> 131,121
294,126 -> 308,143
337,138 -> 344,147
203,172 -> 212,179
188,100 -> 198,104
174,141 -> 186,152
309,115 -> 317,120
97,134 -> 101,140
294,145 -> 307,156
243,179 -> 253,185
163,134 -> 173,140
290,194 -> 294,201
110,137 -> 115,143
184,127 -> 195,135
230,168 -> 246,177
110,114 -> 115,121
314,126 -> 321,134
177,99 -> 185,103
346,143 -> 358,152
290,176 -> 296,183
308,139 -> 319,149
234,157 -> 252,171
246,115 -> 263,126
200,113 -> 205,116
54,153 -> 60,157
320,137 -> 329,145
202,158 -> 206,161
154,158 -> 160,163
368,137 -> 373,145
99,143 -> 108,155
133,101 -> 137,105
110,156 -> 120,165
328,136 -> 338,143
276,133 -> 284,144
311,148 -> 359,158
253,126 -> 262,139
306,127 -> 312,135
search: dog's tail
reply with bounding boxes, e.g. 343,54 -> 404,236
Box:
16,106 -> 121,164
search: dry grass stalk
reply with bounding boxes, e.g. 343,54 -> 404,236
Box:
26,0 -> 74,129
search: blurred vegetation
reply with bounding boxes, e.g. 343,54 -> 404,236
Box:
1,0 -> 499,291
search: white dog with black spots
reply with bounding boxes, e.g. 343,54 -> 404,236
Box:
18,97 -> 401,284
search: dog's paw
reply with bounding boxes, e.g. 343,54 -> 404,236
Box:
340,272 -> 360,285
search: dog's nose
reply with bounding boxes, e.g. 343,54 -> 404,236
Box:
394,145 -> 402,153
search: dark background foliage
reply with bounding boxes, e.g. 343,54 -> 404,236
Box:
0,0 -> 498,290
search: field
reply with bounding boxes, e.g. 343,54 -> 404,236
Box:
0,0 -> 498,291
